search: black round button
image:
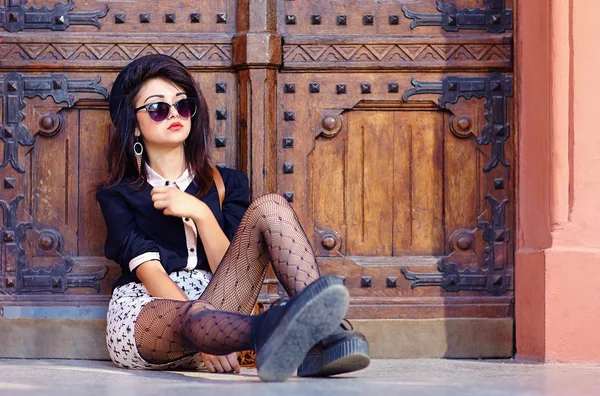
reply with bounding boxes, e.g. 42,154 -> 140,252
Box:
184,218 -> 189,221
190,248 -> 195,253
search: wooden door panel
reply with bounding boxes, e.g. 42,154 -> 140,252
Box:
26,103 -> 78,257
0,68 -> 240,299
310,122 -> 346,255
392,115 -> 413,256
280,0 -> 513,72
279,0 -> 513,36
78,108 -> 111,257
444,98 -> 485,236
344,110 -> 445,257
277,67 -> 514,317
1,0 -> 240,302
312,109 -> 480,259
277,72 -> 492,246
22,0 -> 237,34
345,111 -> 395,257
397,111 -> 444,255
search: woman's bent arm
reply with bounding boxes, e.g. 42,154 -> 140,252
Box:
192,205 -> 230,274
150,186 -> 230,274
136,260 -> 188,301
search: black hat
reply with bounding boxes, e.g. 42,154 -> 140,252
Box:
108,54 -> 187,126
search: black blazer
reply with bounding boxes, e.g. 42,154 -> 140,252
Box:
96,167 -> 250,288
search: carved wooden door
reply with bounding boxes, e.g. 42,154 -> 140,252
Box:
275,0 -> 515,351
0,0 -> 515,358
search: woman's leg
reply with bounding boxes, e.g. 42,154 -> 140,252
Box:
135,193 -> 322,363
134,276 -> 349,382
199,193 -> 321,314
135,299 -> 256,363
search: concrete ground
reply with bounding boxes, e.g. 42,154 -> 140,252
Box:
1,359 -> 599,395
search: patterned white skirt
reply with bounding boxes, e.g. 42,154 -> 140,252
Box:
106,269 -> 213,370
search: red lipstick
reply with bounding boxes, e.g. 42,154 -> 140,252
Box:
168,122 -> 183,130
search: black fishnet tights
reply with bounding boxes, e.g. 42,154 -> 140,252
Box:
135,194 -> 321,363
134,299 -> 256,361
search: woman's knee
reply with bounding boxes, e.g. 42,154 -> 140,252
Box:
184,300 -> 216,318
248,193 -> 291,212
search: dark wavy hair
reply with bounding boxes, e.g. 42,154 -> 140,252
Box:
99,54 -> 213,195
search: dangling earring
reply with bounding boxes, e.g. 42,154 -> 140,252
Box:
134,136 -> 143,174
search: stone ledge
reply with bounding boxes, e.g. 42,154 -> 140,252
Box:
0,318 -> 110,360
354,318 -> 513,359
0,317 -> 513,360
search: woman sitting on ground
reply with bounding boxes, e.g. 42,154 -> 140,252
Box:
96,54 -> 369,381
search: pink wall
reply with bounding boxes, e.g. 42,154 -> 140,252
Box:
515,0 -> 552,362
516,0 -> 600,363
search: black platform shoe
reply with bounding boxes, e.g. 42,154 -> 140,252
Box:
297,319 -> 370,377
252,276 -> 350,382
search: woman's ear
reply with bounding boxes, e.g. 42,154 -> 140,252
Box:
134,129 -> 140,137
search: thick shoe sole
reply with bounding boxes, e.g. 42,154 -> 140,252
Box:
297,338 -> 370,377
256,276 -> 350,382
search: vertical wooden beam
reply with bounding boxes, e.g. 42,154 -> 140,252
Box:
234,0 -> 281,198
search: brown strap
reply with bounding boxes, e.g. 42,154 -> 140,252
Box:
212,167 -> 225,210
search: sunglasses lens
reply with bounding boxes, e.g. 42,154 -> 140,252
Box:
175,99 -> 196,119
147,102 -> 170,122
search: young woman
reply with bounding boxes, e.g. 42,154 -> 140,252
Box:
96,54 -> 369,381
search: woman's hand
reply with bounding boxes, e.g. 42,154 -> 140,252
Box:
200,352 -> 242,374
152,185 -> 229,273
151,186 -> 207,219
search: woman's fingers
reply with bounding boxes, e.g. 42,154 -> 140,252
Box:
152,199 -> 168,210
226,353 -> 242,374
204,360 -> 215,373
217,355 -> 232,373
152,199 -> 176,217
150,186 -> 170,196
201,353 -> 215,373
151,191 -> 168,202
200,353 -> 240,374
210,356 -> 225,373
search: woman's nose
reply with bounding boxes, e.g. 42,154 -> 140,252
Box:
167,104 -> 180,119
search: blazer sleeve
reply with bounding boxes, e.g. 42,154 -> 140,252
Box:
221,170 -> 250,241
96,186 -> 163,273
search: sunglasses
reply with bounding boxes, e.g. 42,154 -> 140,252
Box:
135,98 -> 197,123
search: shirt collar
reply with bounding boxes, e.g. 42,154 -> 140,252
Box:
145,163 -> 194,191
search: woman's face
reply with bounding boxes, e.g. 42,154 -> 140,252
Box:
133,77 -> 192,148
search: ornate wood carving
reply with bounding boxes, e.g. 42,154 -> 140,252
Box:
403,72 -> 513,171
0,0 -> 108,33
402,0 -> 513,33
0,72 -> 108,172
282,37 -> 512,70
0,41 -> 233,68
1,196 -> 107,294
